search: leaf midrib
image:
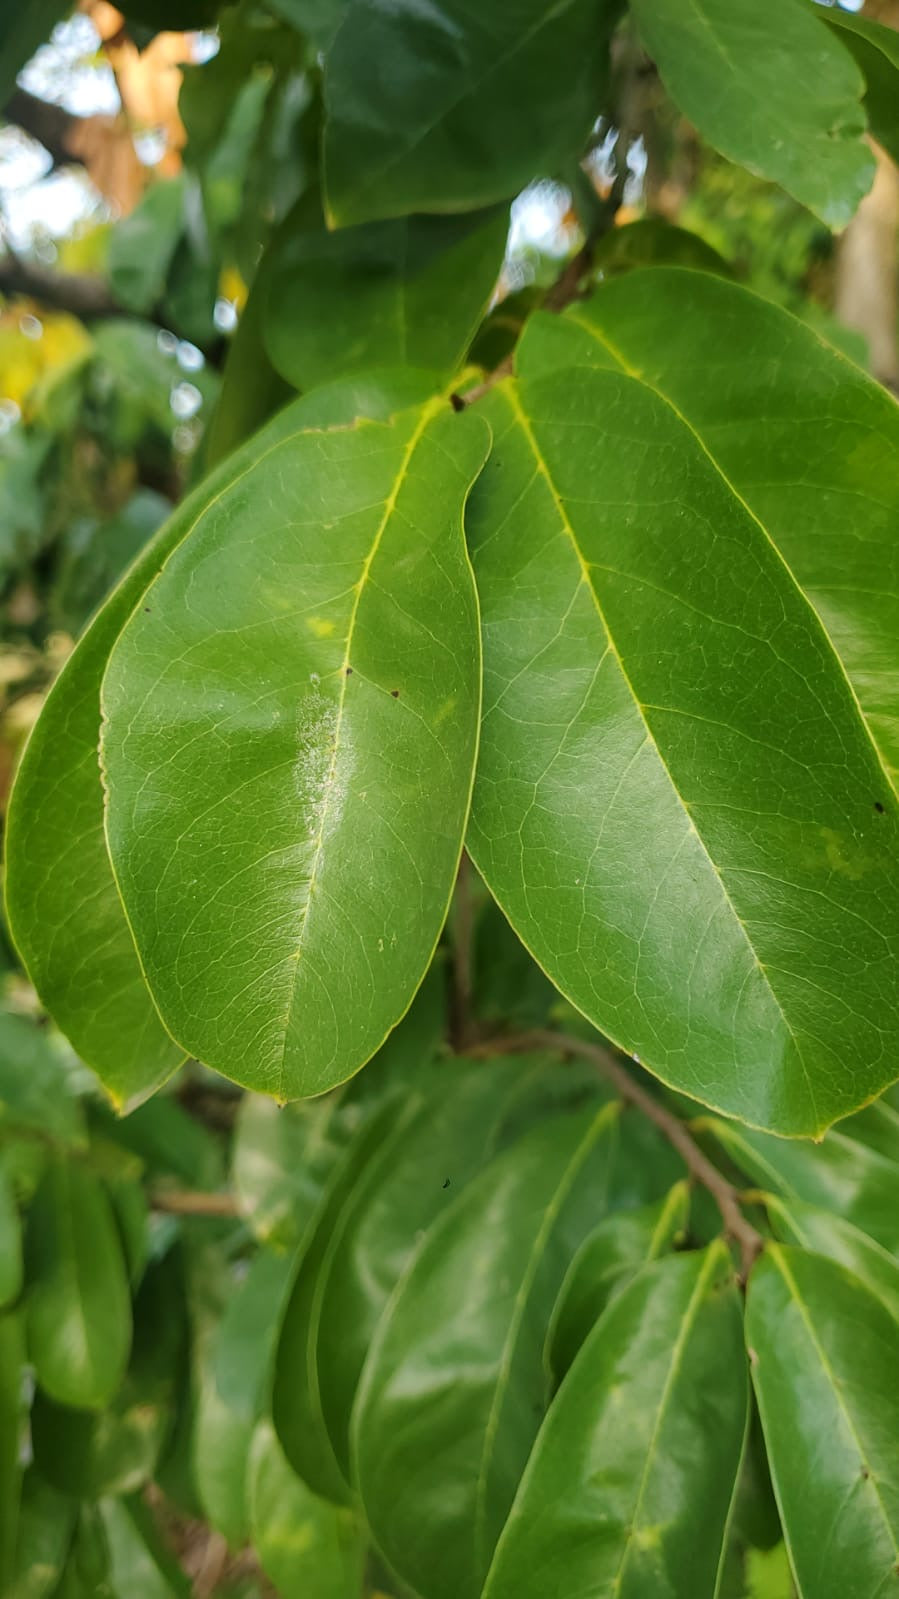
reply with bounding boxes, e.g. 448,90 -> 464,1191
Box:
502,380 -> 814,1124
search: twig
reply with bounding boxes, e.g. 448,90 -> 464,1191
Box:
449,850 -> 477,1050
467,1029 -> 765,1280
150,1188 -> 240,1217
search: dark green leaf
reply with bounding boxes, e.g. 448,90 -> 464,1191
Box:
592,217 -> 732,277
0,1162 -> 22,1308
765,1197 -> 899,1321
8,1470 -> 77,1599
323,0 -> 621,225
353,1101 -> 620,1599
107,176 -> 186,315
467,301 -> 899,1135
264,194 -> 507,390
0,1013 -> 84,1147
0,1313 -> 24,1593
266,0 -> 345,48
821,7 -> 899,168
0,2 -> 69,104
483,1243 -> 747,1599
747,1245 -> 899,1599
547,1181 -> 689,1382
101,394 -> 488,1098
629,0 -> 873,226
25,1157 -> 132,1409
248,1419 -> 366,1599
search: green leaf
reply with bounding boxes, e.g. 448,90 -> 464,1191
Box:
547,1181 -> 689,1383
264,194 -> 508,391
592,217 -> 733,278
248,1419 -> 366,1599
312,1059 -> 542,1479
8,1470 -> 77,1599
101,394 -> 488,1099
628,0 -> 873,226
232,1092 -> 356,1249
821,7 -> 899,168
0,1162 -> 22,1308
467,337 -> 899,1136
747,1244 -> 899,1599
4,375 -> 438,1109
0,1313 -> 24,1594
706,1119 -> 899,1256
520,266 -> 899,787
106,176 -> 186,315
99,1497 -> 189,1599
0,1013 -> 84,1148
353,1101 -> 620,1599
765,1198 -> 899,1321
322,0 -> 621,225
483,1243 -> 747,1599
273,1095 -> 399,1503
195,1250 -> 293,1544
25,1156 -> 132,1409
266,0 -> 346,49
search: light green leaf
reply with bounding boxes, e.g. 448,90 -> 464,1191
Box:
248,1419 -> 366,1599
232,1091 -> 358,1249
4,374 -> 438,1109
100,1497 -> 189,1598
821,6 -> 899,168
0,1313 -> 24,1594
629,0 -> 873,226
0,1013 -> 84,1147
483,1243 -> 747,1599
765,1196 -> 899,1322
107,176 -> 186,315
519,266 -> 899,787
101,394 -> 488,1099
706,1119 -> 899,1256
312,1058 -> 539,1479
273,1095 -> 399,1503
195,1250 -> 293,1544
323,0 -> 621,225
353,1101 -> 620,1599
467,341 -> 899,1136
747,1244 -> 899,1599
0,1163 -> 22,1309
25,1157 -> 132,1409
547,1181 -> 689,1383
264,195 -> 508,391
8,1471 -> 78,1599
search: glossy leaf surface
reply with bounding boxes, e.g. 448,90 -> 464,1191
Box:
323,0 -> 619,224
354,1102 -> 619,1599
25,1158 -> 132,1409
468,348 -> 899,1135
822,7 -> 899,167
522,267 -> 899,787
5,375 -> 433,1107
629,0 -> 873,225
765,1198 -> 899,1321
249,1419 -> 366,1599
547,1182 -> 689,1383
747,1245 -> 899,1599
484,1244 -> 747,1599
102,395 -> 487,1098
265,197 -> 508,390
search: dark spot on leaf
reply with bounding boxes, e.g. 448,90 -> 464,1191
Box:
391,689 -> 400,698
442,1177 -> 451,1189
144,607 -> 151,613
874,801 -> 885,814
861,1466 -> 870,1479
449,392 -> 465,413
345,666 -> 353,676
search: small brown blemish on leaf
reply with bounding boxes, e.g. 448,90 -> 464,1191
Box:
391,689 -> 400,698
442,1177 -> 451,1189
874,801 -> 885,814
144,607 -> 151,613
346,666 -> 353,676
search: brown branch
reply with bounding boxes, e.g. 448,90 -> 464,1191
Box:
0,253 -> 124,319
150,1188 -> 240,1217
468,1029 -> 765,1280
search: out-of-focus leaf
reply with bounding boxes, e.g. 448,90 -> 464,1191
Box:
0,1 -> 69,103
0,1313 -> 24,1593
354,1102 -> 620,1599
0,1161 -> 23,1307
264,194 -> 507,390
100,1496 -> 190,1598
248,1419 -> 366,1599
707,1119 -> 899,1256
0,1013 -> 84,1147
8,1470 -> 77,1599
101,393 -> 487,1099
50,490 -> 170,639
107,176 -> 186,314
483,1245 -> 747,1599
592,217 -> 732,277
747,1245 -> 899,1599
822,6 -> 899,168
90,1094 -> 223,1190
629,0 -> 873,226
195,1250 -> 293,1545
766,1196 -> 899,1321
547,1181 -> 689,1383
323,0 -> 622,225
25,1156 -> 132,1409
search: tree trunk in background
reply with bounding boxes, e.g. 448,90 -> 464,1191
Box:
834,0 -> 899,391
